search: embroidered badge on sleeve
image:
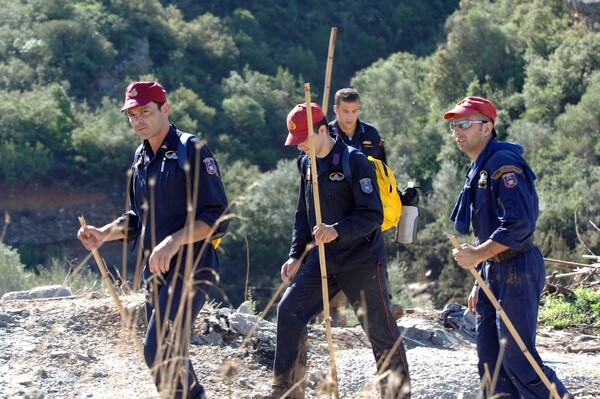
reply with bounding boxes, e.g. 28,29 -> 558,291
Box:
360,178 -> 373,193
502,172 -> 518,188
203,157 -> 217,175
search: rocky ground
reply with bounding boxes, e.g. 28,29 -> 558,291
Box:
1,287 -> 599,399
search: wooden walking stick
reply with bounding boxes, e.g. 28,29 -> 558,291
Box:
305,83 -> 340,399
78,215 -> 145,359
321,27 -> 337,115
449,235 -> 562,399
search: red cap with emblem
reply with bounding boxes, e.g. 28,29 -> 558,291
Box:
285,103 -> 326,146
121,81 -> 167,112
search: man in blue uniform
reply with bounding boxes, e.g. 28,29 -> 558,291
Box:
77,81 -> 228,399
328,88 -> 386,163
447,96 -> 571,398
271,102 -> 410,398
326,87 -> 392,325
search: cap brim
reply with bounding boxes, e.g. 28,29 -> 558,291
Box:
285,130 -> 308,146
443,106 -> 478,120
120,97 -> 152,112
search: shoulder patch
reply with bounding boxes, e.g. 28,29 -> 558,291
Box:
492,165 -> 522,180
502,173 -> 518,188
203,157 -> 217,175
360,178 -> 374,194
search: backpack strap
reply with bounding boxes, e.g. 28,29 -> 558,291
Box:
132,143 -> 143,166
177,132 -> 194,172
341,145 -> 358,182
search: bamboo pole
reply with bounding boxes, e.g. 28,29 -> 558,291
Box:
321,27 -> 337,115
449,235 -> 562,399
78,215 -> 145,359
305,83 -> 339,399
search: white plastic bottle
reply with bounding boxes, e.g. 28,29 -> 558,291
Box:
396,182 -> 419,245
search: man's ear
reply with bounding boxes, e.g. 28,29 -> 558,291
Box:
162,102 -> 171,117
484,122 -> 494,137
317,125 -> 328,135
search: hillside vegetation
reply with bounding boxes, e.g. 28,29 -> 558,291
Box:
0,0 -> 599,310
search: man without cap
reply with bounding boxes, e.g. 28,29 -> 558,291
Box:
271,102 -> 410,398
447,96 -> 572,398
329,87 -> 387,163
323,87 -> 395,327
77,81 -> 228,399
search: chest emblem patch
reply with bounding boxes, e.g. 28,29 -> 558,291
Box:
502,172 -> 518,188
165,150 -> 178,159
360,178 -> 373,193
204,157 -> 217,175
329,172 -> 344,181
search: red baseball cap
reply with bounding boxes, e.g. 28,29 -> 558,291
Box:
285,103 -> 326,146
443,96 -> 497,122
121,81 -> 167,112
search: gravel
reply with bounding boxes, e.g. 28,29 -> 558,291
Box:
1,289 -> 599,399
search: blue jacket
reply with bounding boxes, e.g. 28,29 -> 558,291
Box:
451,139 -> 538,250
118,125 -> 228,273
328,119 -> 387,163
290,138 -> 387,273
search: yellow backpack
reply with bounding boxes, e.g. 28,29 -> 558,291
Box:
342,147 -> 402,231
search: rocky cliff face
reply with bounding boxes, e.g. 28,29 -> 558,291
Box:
565,0 -> 600,27
0,181 -> 126,271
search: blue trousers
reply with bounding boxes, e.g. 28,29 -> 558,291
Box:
476,247 -> 571,399
273,260 -> 410,398
143,264 -> 213,399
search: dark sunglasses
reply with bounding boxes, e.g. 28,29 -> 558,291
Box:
449,120 -> 488,131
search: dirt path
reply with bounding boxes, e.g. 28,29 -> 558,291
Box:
1,291 -> 598,399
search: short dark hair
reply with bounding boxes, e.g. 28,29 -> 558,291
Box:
334,88 -> 360,106
315,115 -> 328,131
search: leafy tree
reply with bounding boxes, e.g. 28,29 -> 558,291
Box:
522,26 -> 600,123
431,4 -> 525,107
0,140 -> 53,183
168,86 -> 217,137
35,19 -> 117,98
220,67 -> 303,169
218,159 -> 299,309
226,8 -> 274,74
71,98 -> 138,183
551,72 -> 600,165
0,84 -> 76,183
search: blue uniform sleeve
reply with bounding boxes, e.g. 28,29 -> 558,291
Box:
333,152 -> 383,241
114,165 -> 141,243
487,153 -> 538,249
187,139 -> 229,235
289,176 -> 313,259
115,210 -> 140,243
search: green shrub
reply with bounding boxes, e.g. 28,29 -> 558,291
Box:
539,288 -> 600,329
0,242 -> 38,296
0,242 -> 101,297
0,140 -> 54,183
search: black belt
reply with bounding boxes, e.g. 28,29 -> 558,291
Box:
488,238 -> 535,263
